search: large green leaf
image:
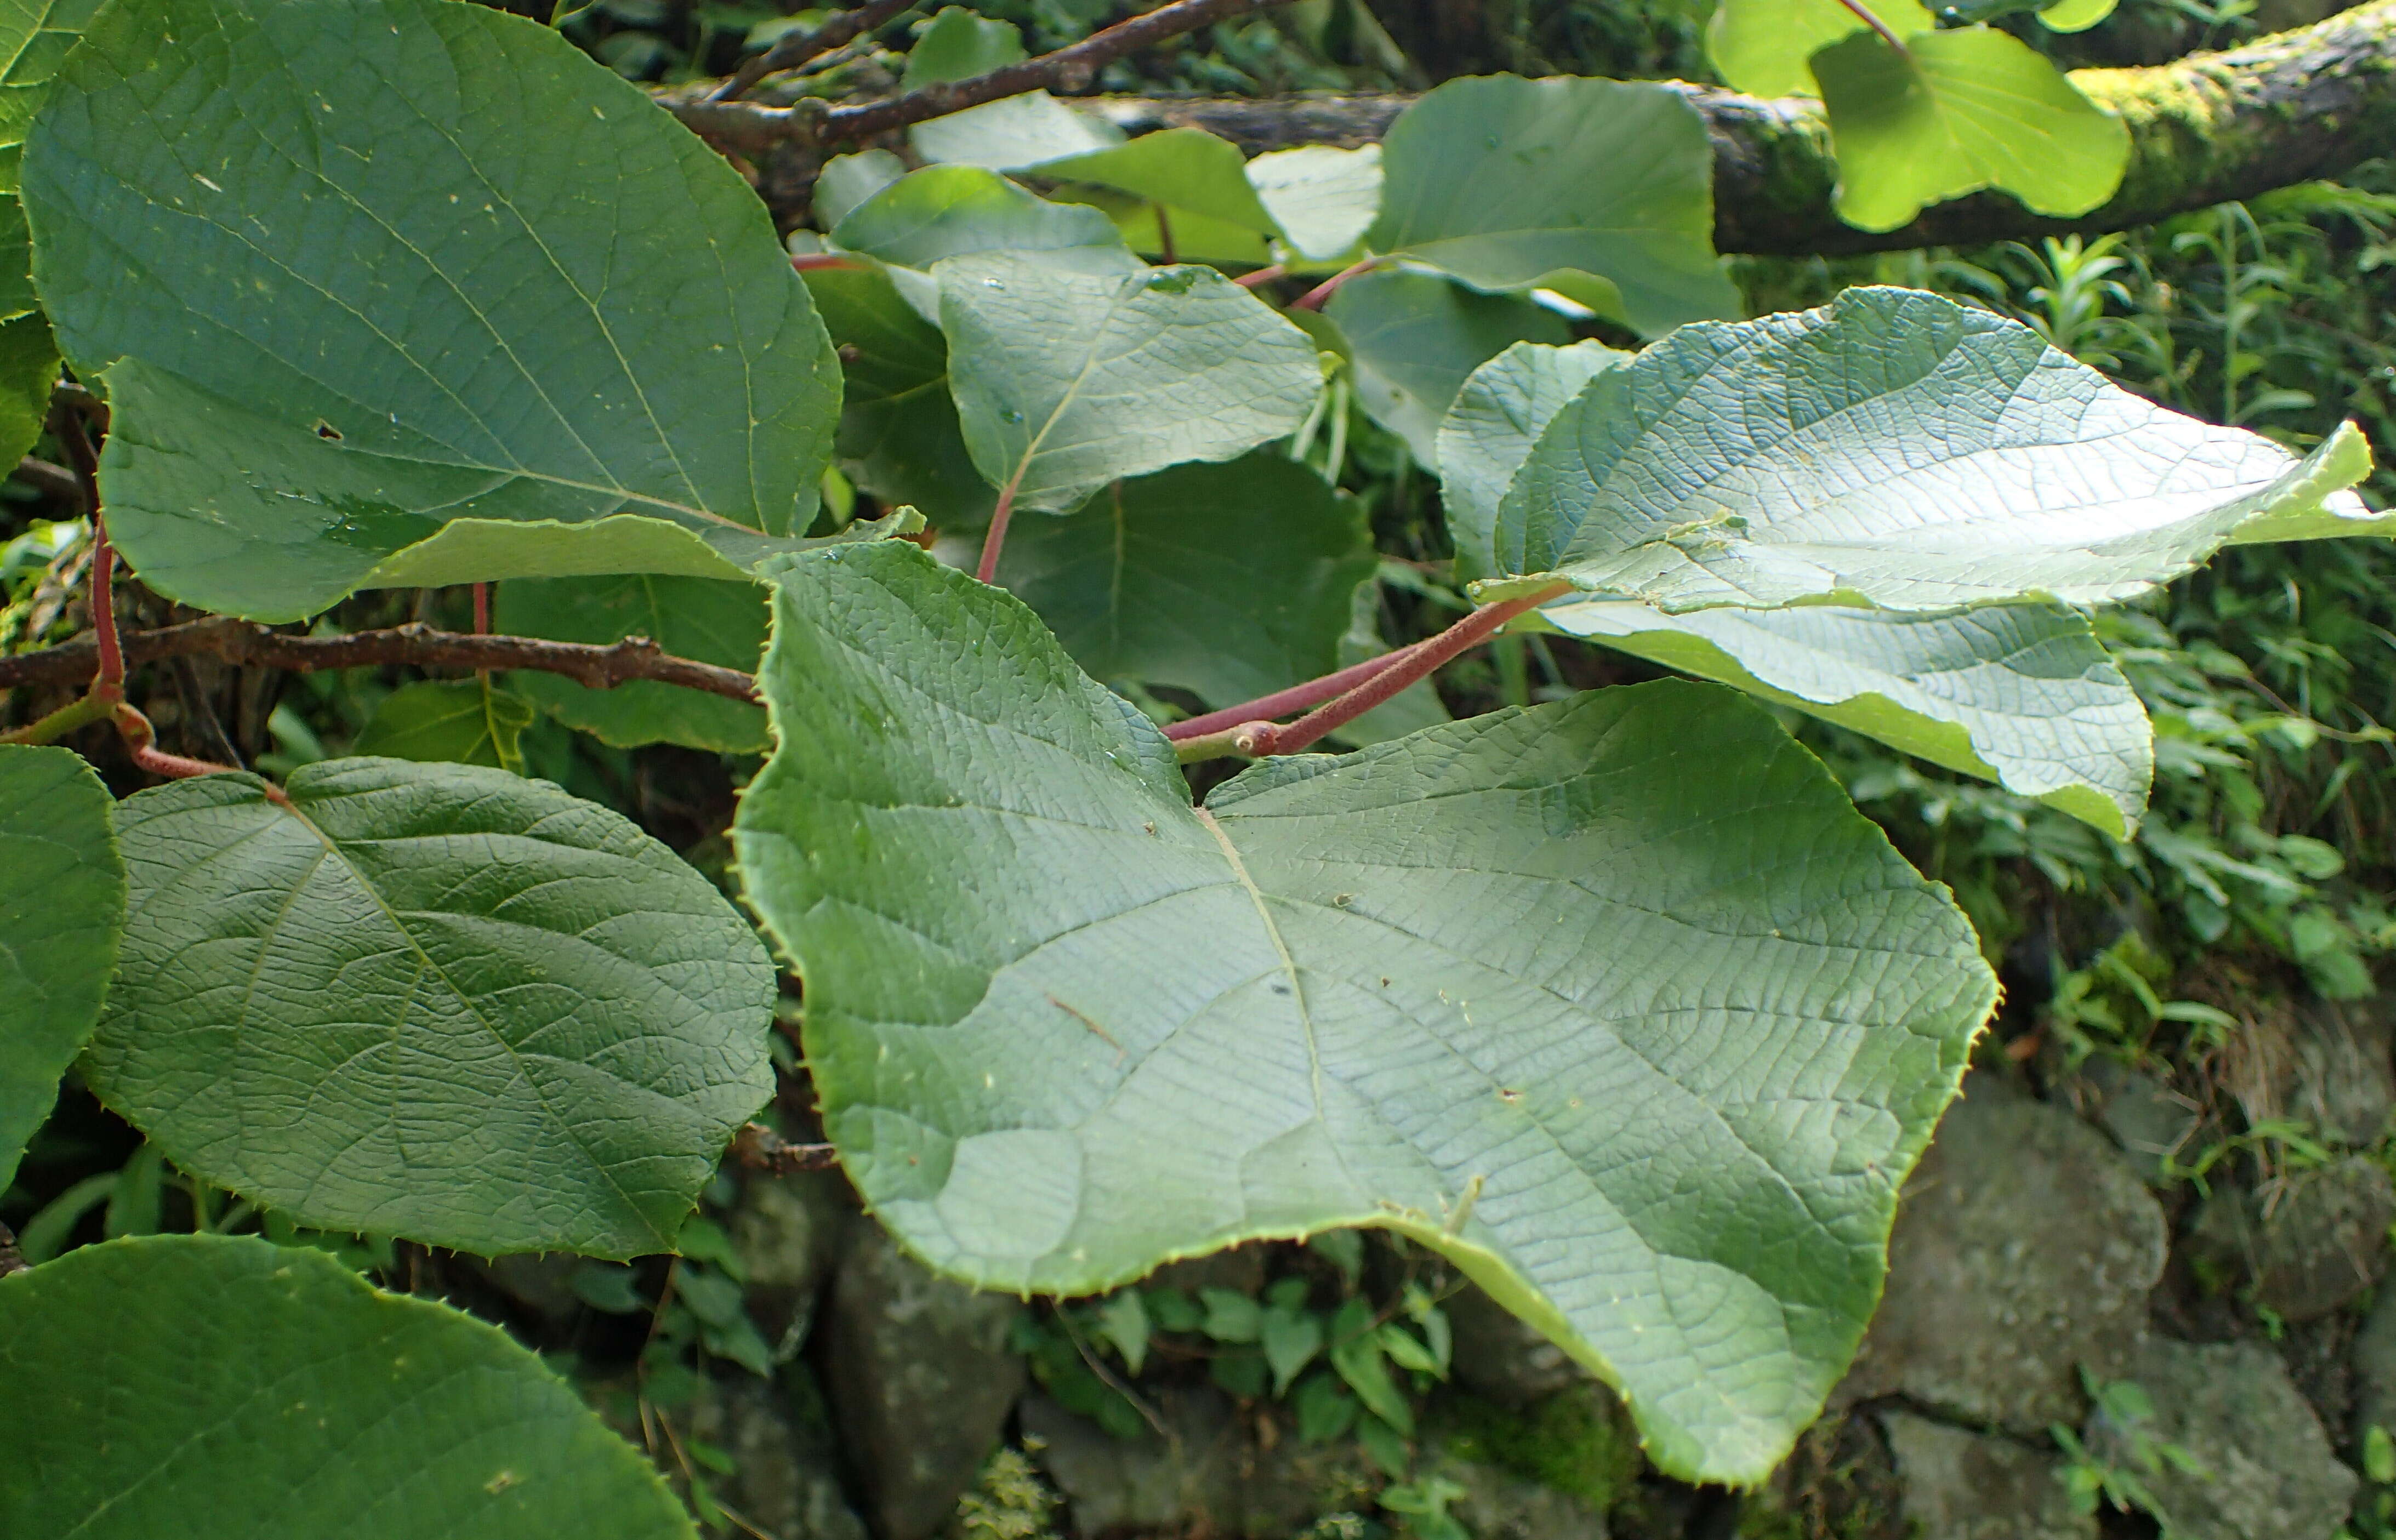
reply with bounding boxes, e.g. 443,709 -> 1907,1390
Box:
1483,287 -> 2386,612
994,455 -> 1376,708
0,744 -> 123,1192
1811,26 -> 2131,233
732,540 -> 1996,1484
0,0 -> 100,191
351,677 -> 536,773
497,573 -> 770,753
24,0 -> 841,621
0,1234 -> 695,1538
83,758 -> 775,1257
1437,339 -> 1627,580
1023,129 -> 1282,265
804,262 -> 993,527
1364,76 -> 1740,337
0,307 -> 54,466
1705,0 -> 1932,99
1327,270 -> 1570,471
937,253 -> 1319,512
1526,600 -> 2150,836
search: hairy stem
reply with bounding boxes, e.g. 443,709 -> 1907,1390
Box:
1222,583 -> 1573,758
975,475 -> 1022,586
0,617 -> 764,701
0,690 -> 112,745
1164,643 -> 1424,741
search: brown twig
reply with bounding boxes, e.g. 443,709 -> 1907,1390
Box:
729,1121 -> 841,1173
0,617 -> 763,701
673,0 -> 1299,151
13,457 -> 80,504
709,0 -> 919,103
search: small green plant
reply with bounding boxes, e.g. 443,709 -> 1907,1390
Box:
2051,1370 -> 2210,1530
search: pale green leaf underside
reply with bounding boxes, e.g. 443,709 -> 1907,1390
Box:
1484,287 -> 2384,612
352,677 -> 535,773
1328,270 -> 1570,471
0,1235 -> 695,1538
901,5 -> 1024,91
910,89 -> 1121,169
994,454 -> 1376,708
25,0 -> 839,620
1528,599 -> 2150,836
1812,26 -> 2130,233
937,253 -> 1321,512
1705,0 -> 1933,99
83,759 -> 775,1257
1364,75 -> 1740,337
732,541 -> 1995,1484
0,744 -> 123,1193
832,165 -> 1137,287
1438,338 -> 1627,579
497,572 -> 770,754
1247,145 -> 1384,264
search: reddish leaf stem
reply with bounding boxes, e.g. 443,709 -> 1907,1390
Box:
1234,264 -> 1287,289
1219,583 -> 1572,758
975,475 -> 1022,585
790,252 -> 869,273
1291,255 -> 1379,312
1835,0 -> 1909,53
1163,642 -> 1425,742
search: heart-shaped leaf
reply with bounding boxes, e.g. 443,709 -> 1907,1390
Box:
1529,599 -> 2151,836
84,758 -> 775,1257
497,574 -> 770,753
1365,76 -> 1740,337
1483,287 -> 2384,612
1811,26 -> 2130,233
732,540 -> 1995,1483
993,454 -> 1376,708
0,744 -> 124,1191
352,677 -> 536,773
937,253 -> 1319,512
0,1235 -> 694,1538
1705,0 -> 1932,99
25,0 -> 840,621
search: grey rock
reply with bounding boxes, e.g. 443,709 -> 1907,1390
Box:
687,1373 -> 869,1540
1427,1452 -> 1608,1540
1836,1080 -> 2170,1434
1877,1411 -> 2093,1540
2070,1058 -> 2203,1185
1023,1390 -> 1376,1539
731,1167 -> 855,1351
2285,1001 -> 2396,1148
1443,1282 -> 1591,1409
2088,1336 -> 2357,1540
2187,1157 -> 2394,1322
821,1224 -> 1026,1540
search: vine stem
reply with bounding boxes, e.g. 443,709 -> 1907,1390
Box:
1291,255 -> 1380,312
1176,582 -> 1573,761
1835,0 -> 1909,53
790,252 -> 868,273
708,0 -> 918,103
1164,642 -> 1426,741
974,474 -> 1023,585
1234,264 -> 1286,289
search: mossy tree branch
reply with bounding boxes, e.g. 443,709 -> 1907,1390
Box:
675,2 -> 2396,254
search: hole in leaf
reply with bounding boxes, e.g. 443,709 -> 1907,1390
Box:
314,420 -> 342,440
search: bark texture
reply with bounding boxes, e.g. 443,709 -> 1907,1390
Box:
684,2 -> 2396,255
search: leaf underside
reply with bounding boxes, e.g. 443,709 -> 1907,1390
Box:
732,540 -> 1996,1484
